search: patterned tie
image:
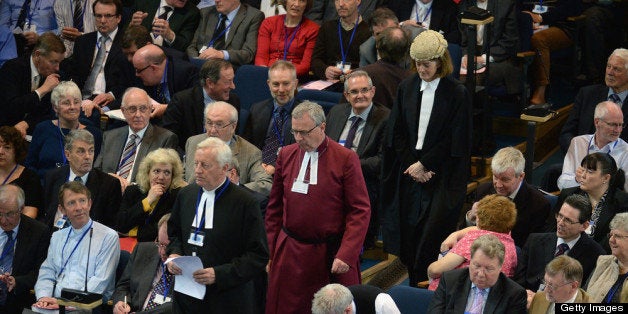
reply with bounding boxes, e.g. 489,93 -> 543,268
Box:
466,287 -> 486,314
0,230 -> 14,305
262,107 -> 285,165
74,176 -> 83,184
211,14 -> 227,49
31,74 -> 40,92
73,0 -> 84,32
555,243 -> 569,257
157,6 -> 173,20
117,134 -> 138,179
83,35 -> 109,97
15,0 -> 32,30
609,93 -> 621,105
344,116 -> 362,149
144,267 -> 174,311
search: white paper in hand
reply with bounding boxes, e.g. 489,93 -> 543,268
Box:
167,256 -> 206,299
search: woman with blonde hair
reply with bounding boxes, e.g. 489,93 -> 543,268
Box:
117,148 -> 186,241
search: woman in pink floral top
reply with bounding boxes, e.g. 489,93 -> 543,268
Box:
427,194 -> 518,290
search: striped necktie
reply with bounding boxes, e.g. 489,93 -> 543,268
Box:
117,133 -> 139,179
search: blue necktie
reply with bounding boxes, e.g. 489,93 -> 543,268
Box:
609,93 -> 621,105
0,230 -> 15,305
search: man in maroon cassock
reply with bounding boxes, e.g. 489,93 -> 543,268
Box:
265,101 -> 371,314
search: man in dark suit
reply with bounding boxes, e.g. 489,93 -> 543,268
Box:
132,43 -> 199,119
113,214 -> 173,314
95,88 -> 179,186
166,137 -> 268,313
515,194 -> 605,294
0,32 -> 64,137
306,0 -> 383,25
63,0 -> 132,117
0,185 -> 50,313
243,60 -> 299,176
465,147 -> 551,247
388,0 -> 461,45
129,0 -> 200,51
43,129 -> 122,229
559,49 -> 628,153
162,58 -> 240,151
186,0 -> 264,66
428,234 -> 527,314
326,70 -> 389,248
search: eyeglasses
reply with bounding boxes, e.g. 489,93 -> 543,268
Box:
542,279 -> 573,291
290,125 -> 319,136
608,232 -> 628,240
122,105 -> 151,114
154,240 -> 168,249
94,13 -> 117,20
600,119 -> 626,129
135,64 -> 152,74
205,121 -> 234,130
555,213 -> 581,225
346,87 -> 372,96
0,211 -> 19,219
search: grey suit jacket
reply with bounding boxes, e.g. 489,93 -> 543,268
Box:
95,124 -> 179,183
112,242 -> 172,314
185,134 -> 272,195
186,4 -> 264,65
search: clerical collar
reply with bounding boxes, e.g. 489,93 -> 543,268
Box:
350,103 -> 372,121
203,177 -> 227,194
420,77 -> 440,91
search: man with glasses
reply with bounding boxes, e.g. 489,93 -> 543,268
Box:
428,234 -> 527,313
265,101 -> 370,313
112,214 -> 174,314
529,255 -> 590,314
0,185 -> 49,313
515,194 -> 604,300
163,58 -> 240,151
62,0 -> 132,119
0,32 -> 64,137
185,101 -> 272,195
132,43 -> 198,120
95,87 -> 178,188
42,129 -> 121,230
326,70 -> 388,249
558,101 -> 628,191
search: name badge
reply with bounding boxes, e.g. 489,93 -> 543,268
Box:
153,294 -> 172,304
199,45 -> 208,54
188,230 -> 205,247
276,147 -> 281,156
291,179 -> 309,194
336,61 -> 351,74
55,217 -> 68,229
532,5 -> 548,13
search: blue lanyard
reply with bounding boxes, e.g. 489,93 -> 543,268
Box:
117,135 -> 141,170
57,119 -> 75,166
161,263 -> 171,297
588,136 -> 618,155
0,232 -> 16,261
337,17 -> 359,66
604,272 -> 628,303
23,0 -> 43,29
415,5 -> 432,24
58,220 -> 93,278
1,164 -> 18,185
160,59 -> 171,103
193,180 -> 230,236
282,17 -> 302,60
207,15 -> 233,48
272,102 -> 292,147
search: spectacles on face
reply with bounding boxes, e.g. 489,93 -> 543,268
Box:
542,279 -> 573,291
122,105 -> 151,114
555,212 -> 581,225
608,232 -> 628,240
94,13 -> 117,20
290,125 -> 319,136
135,64 -> 152,74
346,87 -> 373,96
154,239 -> 168,249
205,121 -> 234,130
600,119 -> 626,129
0,211 -> 19,219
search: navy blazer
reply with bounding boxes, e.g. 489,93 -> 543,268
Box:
386,0 -> 461,44
428,268 -> 527,314
515,232 -> 605,291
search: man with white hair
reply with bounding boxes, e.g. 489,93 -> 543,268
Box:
312,284 -> 354,314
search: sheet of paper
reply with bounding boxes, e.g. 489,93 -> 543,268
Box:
300,80 -> 336,90
104,109 -> 126,121
167,256 -> 206,300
